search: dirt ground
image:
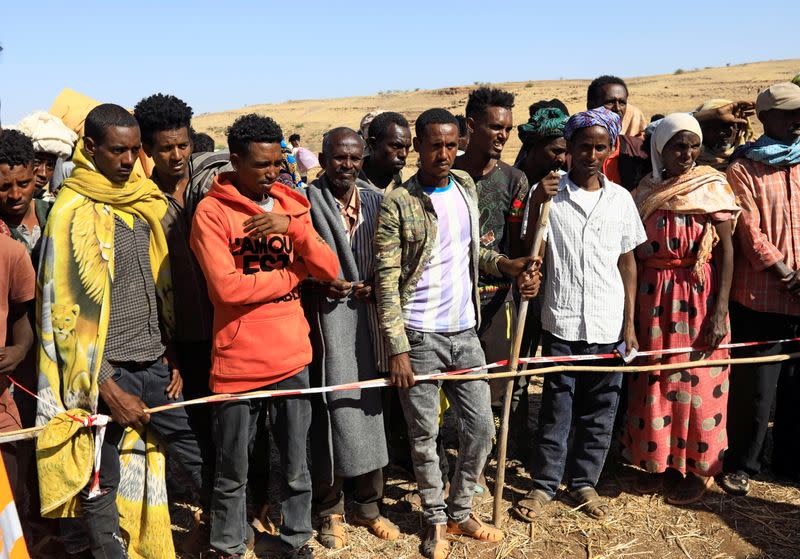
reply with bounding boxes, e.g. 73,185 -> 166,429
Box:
192,59 -> 800,170
170,374 -> 800,559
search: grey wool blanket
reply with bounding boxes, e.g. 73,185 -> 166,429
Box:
303,177 -> 388,481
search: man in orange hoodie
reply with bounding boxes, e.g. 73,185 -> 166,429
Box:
190,114 -> 339,559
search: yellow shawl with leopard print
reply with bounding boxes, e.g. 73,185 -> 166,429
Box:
35,140 -> 175,558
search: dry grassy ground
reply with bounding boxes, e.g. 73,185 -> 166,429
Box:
171,375 -> 800,559
193,59 -> 800,170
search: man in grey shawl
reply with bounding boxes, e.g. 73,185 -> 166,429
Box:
303,127 -> 400,549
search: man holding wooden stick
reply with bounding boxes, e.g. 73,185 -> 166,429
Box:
375,108 -> 538,559
513,107 -> 646,522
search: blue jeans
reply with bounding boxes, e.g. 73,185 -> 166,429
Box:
529,332 -> 623,497
79,361 -> 205,559
210,368 -> 313,555
398,328 -> 494,525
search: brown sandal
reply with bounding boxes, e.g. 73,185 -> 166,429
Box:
565,487 -> 609,519
317,514 -> 347,549
666,473 -> 712,505
351,514 -> 400,541
421,524 -> 450,559
512,489 -> 552,523
446,512 -> 503,542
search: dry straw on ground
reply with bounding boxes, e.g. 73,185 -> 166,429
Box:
171,374 -> 800,559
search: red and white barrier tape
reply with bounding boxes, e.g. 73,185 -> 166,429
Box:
7,335 -> 800,425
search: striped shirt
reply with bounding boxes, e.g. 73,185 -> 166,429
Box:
404,178 -> 476,332
727,158 -> 800,316
540,173 -> 646,344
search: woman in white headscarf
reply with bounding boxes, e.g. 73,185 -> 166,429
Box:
624,113 -> 740,504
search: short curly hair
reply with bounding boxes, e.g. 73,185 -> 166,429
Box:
465,87 -> 515,119
414,108 -> 458,139
133,93 -> 193,145
0,129 -> 35,168
227,114 -> 283,156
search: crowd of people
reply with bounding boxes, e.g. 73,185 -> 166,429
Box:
0,73 -> 799,559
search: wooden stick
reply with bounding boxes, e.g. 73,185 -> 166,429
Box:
492,198 -> 551,526
448,351 -> 800,381
4,351 -> 797,446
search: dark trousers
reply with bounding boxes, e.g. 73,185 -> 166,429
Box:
175,340 -> 215,493
529,332 -> 623,497
80,361 -> 205,559
480,294 -> 543,462
724,303 -> 800,477
210,368 -> 312,556
312,468 -> 383,520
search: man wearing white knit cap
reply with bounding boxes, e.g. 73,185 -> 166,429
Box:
14,111 -> 77,197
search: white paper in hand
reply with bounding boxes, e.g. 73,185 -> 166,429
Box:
616,341 -> 639,364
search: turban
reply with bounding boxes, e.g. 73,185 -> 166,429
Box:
649,113 -> 703,181
518,107 -> 568,147
14,111 -> 78,159
564,107 -> 621,148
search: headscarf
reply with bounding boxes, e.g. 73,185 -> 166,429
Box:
518,107 -> 568,148
13,111 -> 78,159
635,113 -> 740,284
564,107 -> 621,148
649,113 -> 703,181
693,99 -> 754,170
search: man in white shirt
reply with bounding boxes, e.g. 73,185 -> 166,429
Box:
514,107 -> 646,522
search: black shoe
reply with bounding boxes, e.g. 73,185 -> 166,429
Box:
282,544 -> 314,559
717,471 -> 750,496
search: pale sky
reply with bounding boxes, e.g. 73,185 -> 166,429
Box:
1,0 -> 798,124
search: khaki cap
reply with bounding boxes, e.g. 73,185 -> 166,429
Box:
756,82 -> 800,115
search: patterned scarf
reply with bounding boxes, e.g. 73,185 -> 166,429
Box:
518,107 -> 568,148
634,165 -> 741,284
741,135 -> 800,167
564,107 -> 621,147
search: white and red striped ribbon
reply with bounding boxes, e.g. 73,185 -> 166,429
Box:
9,336 -> 800,419
144,335 -> 800,410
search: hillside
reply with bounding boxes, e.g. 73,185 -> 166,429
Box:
193,59 -> 799,166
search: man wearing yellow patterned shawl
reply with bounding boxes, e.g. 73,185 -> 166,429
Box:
35,104 -> 205,559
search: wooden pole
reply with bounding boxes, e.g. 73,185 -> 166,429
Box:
492,198 -> 551,526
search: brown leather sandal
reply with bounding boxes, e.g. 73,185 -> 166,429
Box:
317,514 -> 347,549
512,489 -> 552,523
421,524 -> 451,559
565,487 -> 609,519
666,473 -> 712,505
351,514 -> 400,541
446,512 -> 504,542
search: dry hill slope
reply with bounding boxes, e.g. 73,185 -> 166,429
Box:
193,59 -> 799,166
